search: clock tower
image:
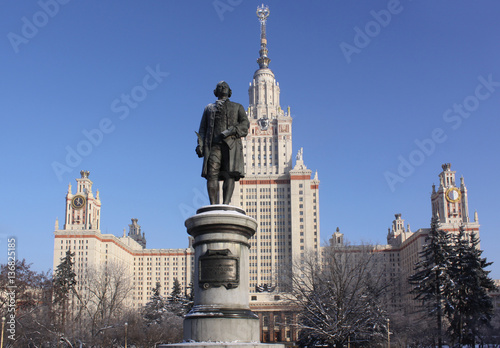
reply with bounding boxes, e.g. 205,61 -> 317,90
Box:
64,170 -> 101,231
431,163 -> 479,233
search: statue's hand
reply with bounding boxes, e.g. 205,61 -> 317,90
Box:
195,145 -> 203,158
221,127 -> 234,139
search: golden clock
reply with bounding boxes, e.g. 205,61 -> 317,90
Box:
71,195 -> 86,209
446,187 -> 461,203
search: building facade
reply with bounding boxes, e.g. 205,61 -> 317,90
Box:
328,163 -> 482,315
53,170 -> 194,309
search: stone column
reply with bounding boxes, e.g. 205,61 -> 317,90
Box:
183,205 -> 260,342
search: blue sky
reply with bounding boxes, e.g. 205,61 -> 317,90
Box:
1,1 -> 499,279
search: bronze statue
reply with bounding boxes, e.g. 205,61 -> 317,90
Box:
196,81 -> 249,205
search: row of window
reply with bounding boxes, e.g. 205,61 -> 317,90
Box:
61,239 -> 89,244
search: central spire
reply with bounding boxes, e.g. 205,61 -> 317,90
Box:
256,4 -> 271,69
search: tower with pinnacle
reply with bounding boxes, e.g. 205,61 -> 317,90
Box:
431,163 -> 479,232
128,218 -> 147,248
63,170 -> 101,231
232,5 -> 320,296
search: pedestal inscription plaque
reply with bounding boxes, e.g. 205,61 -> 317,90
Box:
199,249 -> 239,289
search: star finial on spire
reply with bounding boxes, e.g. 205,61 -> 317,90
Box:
256,4 -> 271,69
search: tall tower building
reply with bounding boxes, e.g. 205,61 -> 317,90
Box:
232,5 -> 320,296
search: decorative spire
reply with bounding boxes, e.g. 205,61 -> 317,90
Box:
55,218 -> 59,230
256,4 -> 271,69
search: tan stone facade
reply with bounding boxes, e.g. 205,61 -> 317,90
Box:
53,171 -> 194,309
233,68 -> 320,293
229,6 -> 320,295
324,163 -> 483,315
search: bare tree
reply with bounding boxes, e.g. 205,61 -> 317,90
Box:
289,243 -> 389,348
114,309 -> 182,347
72,261 -> 133,345
0,260 -> 57,346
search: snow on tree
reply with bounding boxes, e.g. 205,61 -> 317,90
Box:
143,282 -> 167,326
138,281 -> 185,345
409,216 -> 454,348
166,277 -> 193,317
290,242 -> 388,348
170,277 -> 182,298
409,216 -> 497,347
53,248 -> 77,301
446,225 -> 496,346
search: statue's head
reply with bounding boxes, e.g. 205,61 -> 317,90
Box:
213,81 -> 232,98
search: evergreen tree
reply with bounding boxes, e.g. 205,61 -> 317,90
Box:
166,278 -> 191,317
446,226 -> 496,346
170,277 -> 182,298
143,282 -> 166,326
139,282 -> 184,345
53,248 -> 76,332
409,216 -> 454,348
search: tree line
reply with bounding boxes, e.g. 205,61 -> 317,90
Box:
0,251 -> 190,347
288,218 -> 498,348
1,219 -> 498,347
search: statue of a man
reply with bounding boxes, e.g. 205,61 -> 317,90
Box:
196,81 -> 249,205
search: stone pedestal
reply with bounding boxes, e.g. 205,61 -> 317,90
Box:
160,205 -> 283,348
184,205 -> 259,342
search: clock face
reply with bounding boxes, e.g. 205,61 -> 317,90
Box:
71,195 -> 86,209
446,187 -> 461,203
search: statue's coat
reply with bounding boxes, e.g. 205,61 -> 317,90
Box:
198,100 -> 249,180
